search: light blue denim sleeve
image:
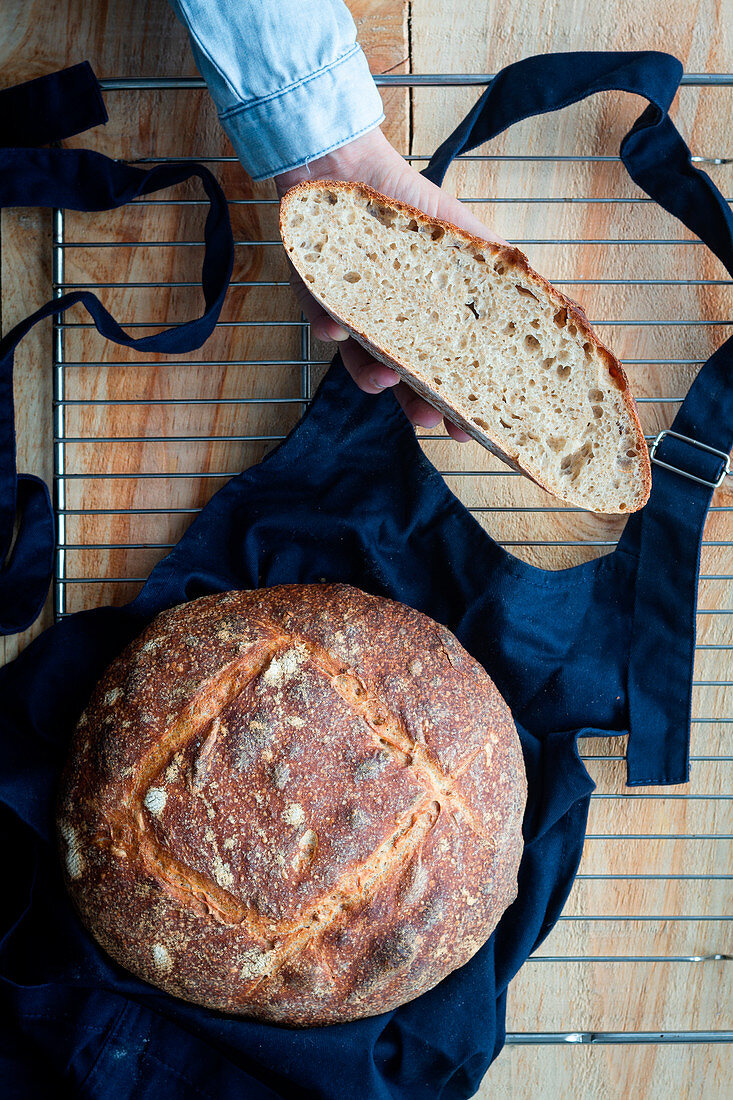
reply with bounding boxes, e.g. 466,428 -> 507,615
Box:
168,0 -> 385,180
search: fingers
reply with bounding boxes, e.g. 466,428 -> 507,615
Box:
392,382 -> 442,429
338,344 -> 471,440
339,339 -> 400,395
444,418 -> 472,442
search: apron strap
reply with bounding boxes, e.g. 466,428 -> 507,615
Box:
424,51 -> 733,785
0,65 -> 234,635
0,61 -> 108,147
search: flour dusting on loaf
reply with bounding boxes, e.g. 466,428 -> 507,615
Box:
57,585 -> 526,1026
280,180 -> 651,514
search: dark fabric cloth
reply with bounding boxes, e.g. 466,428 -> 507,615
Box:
0,50 -> 731,1100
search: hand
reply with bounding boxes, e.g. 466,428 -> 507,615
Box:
274,128 -> 509,439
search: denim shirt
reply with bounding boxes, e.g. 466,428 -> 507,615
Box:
169,0 -> 385,180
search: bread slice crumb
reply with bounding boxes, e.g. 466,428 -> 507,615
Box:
280,180 -> 651,514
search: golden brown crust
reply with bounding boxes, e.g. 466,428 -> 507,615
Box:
57,585 -> 526,1026
280,179 -> 651,513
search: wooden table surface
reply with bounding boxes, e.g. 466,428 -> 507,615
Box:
1,1 -> 731,1095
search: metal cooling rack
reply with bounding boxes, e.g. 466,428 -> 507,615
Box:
49,72 -> 732,1049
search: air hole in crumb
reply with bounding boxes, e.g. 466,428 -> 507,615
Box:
592,405 -> 603,418
557,364 -> 571,378
568,324 -> 577,336
553,308 -> 567,328
343,271 -> 361,283
474,252 -> 485,262
433,377 -> 442,385
466,301 -> 480,320
524,334 -> 540,350
619,503 -> 627,510
324,190 -> 337,205
516,285 -> 539,301
431,226 -> 445,242
468,393 -> 478,402
473,417 -> 489,429
304,274 -> 315,284
494,261 -> 507,275
588,389 -> 604,402
367,202 -> 396,227
396,313 -> 409,323
407,218 -> 419,231
583,342 -> 593,358
504,321 -> 516,335
626,449 -> 637,458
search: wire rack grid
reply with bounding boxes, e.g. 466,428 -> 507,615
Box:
49,72 -> 732,1050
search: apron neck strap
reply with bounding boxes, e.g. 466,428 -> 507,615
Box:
0,62 -> 108,148
0,66 -> 234,635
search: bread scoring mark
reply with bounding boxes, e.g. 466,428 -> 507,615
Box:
245,795 -> 442,995
302,639 -> 494,848
98,617 -> 499,1000
151,942 -> 173,973
59,820 -> 84,879
108,630 -> 290,932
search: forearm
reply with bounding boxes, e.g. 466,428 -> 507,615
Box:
168,0 -> 385,180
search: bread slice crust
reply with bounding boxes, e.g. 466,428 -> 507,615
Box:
280,179 -> 651,514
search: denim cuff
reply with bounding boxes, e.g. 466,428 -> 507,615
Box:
217,45 -> 384,181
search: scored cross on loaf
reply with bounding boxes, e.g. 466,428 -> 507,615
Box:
57,585 -> 526,1025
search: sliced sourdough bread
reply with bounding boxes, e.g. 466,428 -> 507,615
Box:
280,180 -> 651,514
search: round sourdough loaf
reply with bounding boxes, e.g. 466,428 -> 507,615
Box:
57,584 -> 526,1025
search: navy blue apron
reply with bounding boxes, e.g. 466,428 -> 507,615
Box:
0,51 -> 730,1100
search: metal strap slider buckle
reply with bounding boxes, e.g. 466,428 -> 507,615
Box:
649,429 -> 731,490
